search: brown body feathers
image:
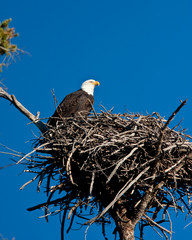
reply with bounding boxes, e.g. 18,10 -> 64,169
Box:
48,89 -> 94,126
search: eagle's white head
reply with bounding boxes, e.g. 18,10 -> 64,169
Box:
81,79 -> 100,96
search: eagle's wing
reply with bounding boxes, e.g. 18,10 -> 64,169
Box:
73,92 -> 94,117
48,90 -> 94,126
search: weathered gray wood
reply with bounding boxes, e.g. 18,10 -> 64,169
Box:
0,87 -> 48,133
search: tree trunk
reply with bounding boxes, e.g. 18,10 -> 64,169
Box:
111,206 -> 135,240
116,219 -> 135,240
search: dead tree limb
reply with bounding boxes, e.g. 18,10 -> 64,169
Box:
0,87 -> 47,133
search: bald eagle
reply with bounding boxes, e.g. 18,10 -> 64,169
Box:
48,79 -> 100,126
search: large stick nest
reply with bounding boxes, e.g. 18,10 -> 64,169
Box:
21,102 -> 192,239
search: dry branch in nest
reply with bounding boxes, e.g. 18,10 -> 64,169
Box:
15,99 -> 192,240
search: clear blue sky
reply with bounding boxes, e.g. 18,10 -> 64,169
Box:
1,0 -> 192,240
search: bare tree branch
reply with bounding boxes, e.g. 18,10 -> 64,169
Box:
0,87 -> 48,133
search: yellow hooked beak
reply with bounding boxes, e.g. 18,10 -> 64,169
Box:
94,81 -> 100,86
